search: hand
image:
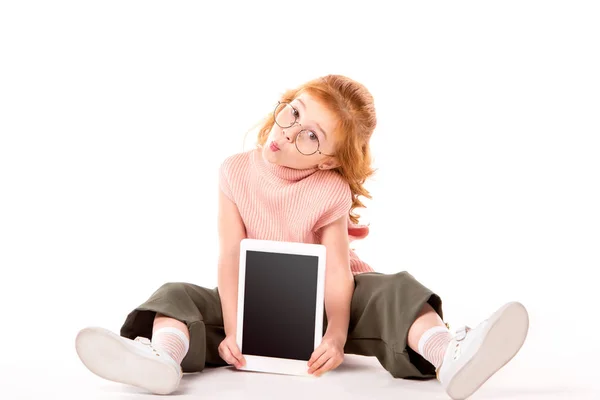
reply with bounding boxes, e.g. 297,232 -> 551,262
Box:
307,333 -> 345,377
218,335 -> 246,369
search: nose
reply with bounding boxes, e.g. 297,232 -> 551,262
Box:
283,122 -> 301,142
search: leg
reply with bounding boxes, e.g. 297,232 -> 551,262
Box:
120,282 -> 227,372
407,302 -> 447,352
148,313 -> 191,368
406,302 -> 456,372
328,271 -> 443,379
153,313 -> 190,340
76,282 -> 226,395
335,272 -> 529,399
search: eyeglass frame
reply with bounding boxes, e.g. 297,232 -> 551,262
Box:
273,101 -> 335,157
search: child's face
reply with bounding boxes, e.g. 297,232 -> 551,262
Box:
262,93 -> 339,170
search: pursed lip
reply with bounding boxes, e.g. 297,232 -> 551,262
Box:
269,141 -> 280,151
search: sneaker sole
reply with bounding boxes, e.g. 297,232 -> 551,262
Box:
75,327 -> 181,395
446,301 -> 529,400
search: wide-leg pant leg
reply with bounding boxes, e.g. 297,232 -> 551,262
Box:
119,282 -> 227,373
325,271 -> 444,379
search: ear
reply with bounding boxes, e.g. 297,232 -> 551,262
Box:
318,158 -> 341,170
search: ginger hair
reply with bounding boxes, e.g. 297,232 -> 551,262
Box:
251,74 -> 377,225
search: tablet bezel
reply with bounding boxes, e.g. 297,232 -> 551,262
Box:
235,238 -> 327,376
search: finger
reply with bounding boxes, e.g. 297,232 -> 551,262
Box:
308,350 -> 330,374
226,343 -> 245,368
314,357 -> 339,377
308,344 -> 327,367
219,344 -> 236,365
229,343 -> 246,366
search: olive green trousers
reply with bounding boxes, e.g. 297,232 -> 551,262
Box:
120,271 -> 443,379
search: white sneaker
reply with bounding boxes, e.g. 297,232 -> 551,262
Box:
437,302 -> 529,400
75,326 -> 182,395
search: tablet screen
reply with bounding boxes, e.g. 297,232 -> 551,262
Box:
241,250 -> 319,361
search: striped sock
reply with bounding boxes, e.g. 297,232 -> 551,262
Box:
417,326 -> 453,370
151,327 -> 190,365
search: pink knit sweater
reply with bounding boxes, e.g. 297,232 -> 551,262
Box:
219,148 -> 374,275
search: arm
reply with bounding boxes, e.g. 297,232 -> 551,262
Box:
307,214 -> 354,376
217,188 -> 247,337
321,214 -> 354,341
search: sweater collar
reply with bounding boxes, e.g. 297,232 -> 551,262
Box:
253,148 -> 318,182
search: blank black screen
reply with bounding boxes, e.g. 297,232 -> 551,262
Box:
241,250 -> 318,361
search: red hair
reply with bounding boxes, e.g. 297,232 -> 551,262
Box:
252,74 -> 377,225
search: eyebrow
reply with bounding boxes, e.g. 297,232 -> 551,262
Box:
295,99 -> 328,140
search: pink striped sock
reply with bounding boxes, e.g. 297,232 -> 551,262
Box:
417,326 -> 453,370
151,327 -> 190,365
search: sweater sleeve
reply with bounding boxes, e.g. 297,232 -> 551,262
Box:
313,174 -> 353,232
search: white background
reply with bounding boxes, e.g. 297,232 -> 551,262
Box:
1,1 -> 598,398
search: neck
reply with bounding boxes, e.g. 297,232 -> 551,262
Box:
253,148 -> 318,182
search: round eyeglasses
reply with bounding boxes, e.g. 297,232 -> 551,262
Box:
273,101 -> 334,156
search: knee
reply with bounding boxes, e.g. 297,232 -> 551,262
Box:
155,282 -> 189,298
390,271 -> 418,289
381,271 -> 413,291
393,271 -> 413,281
374,271 -> 421,305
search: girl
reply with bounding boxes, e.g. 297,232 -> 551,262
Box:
75,74 -> 529,400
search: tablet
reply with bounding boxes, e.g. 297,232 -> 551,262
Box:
236,238 -> 327,376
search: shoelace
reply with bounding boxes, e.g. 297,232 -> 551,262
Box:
451,325 -> 472,360
436,325 -> 473,380
134,336 -> 162,357
455,325 -> 472,341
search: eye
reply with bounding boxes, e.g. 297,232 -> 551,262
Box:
307,131 -> 319,141
291,107 -> 300,118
